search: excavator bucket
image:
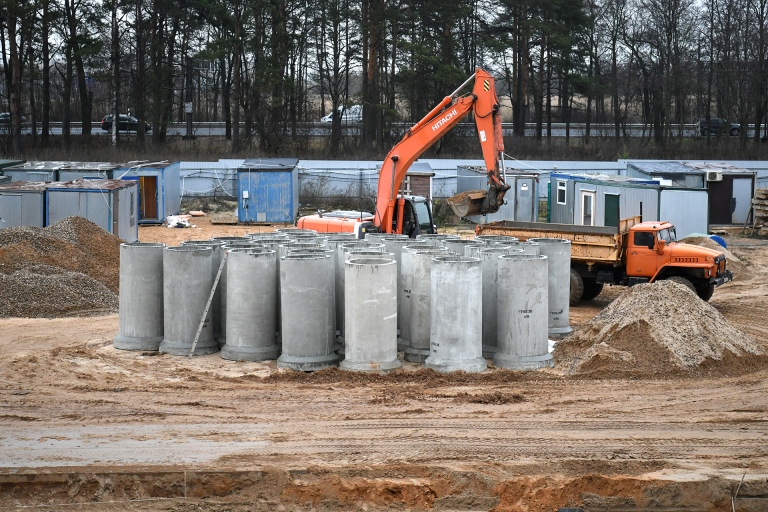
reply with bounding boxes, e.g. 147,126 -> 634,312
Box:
447,190 -> 488,217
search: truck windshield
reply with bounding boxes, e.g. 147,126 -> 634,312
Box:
657,228 -> 676,243
414,201 -> 434,234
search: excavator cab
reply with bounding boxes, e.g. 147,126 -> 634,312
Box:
394,196 -> 436,237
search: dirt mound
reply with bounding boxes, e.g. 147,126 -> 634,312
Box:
554,280 -> 765,378
679,236 -> 745,272
0,217 -> 122,317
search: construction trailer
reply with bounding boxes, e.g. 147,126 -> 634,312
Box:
0,181 -> 49,229
116,161 -> 181,224
237,158 -> 299,223
549,172 -> 709,238
58,162 -> 119,182
0,159 -> 24,173
46,179 -> 139,241
457,166 -> 540,223
2,161 -> 73,182
624,160 -> 756,225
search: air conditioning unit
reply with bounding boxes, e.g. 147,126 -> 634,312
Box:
706,171 -> 723,182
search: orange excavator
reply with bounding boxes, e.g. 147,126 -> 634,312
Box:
298,68 -> 510,237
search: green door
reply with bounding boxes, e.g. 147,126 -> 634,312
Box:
604,193 -> 620,227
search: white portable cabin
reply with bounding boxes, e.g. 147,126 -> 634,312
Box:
46,179 -> 139,241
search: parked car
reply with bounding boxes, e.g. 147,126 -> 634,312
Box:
0,112 -> 27,123
101,114 -> 152,133
319,104 -> 362,123
697,117 -> 740,136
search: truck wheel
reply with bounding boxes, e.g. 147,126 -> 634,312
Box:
667,275 -> 696,294
570,269 -> 584,306
581,279 -> 604,301
696,283 -> 715,301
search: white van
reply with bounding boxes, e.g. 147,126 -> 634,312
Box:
320,104 -> 362,123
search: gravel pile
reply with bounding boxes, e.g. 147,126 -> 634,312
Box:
0,265 -> 118,317
0,217 -> 122,318
554,280 -> 764,378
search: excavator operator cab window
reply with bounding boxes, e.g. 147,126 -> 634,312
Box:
634,231 -> 655,250
413,200 -> 435,235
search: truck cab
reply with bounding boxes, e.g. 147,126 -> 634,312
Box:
297,195 -> 436,239
625,221 -> 732,299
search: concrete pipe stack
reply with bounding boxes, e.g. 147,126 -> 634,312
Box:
221,248 -> 280,361
114,242 -> 166,351
277,253 -> 338,371
159,245 -> 218,356
425,255 -> 486,373
401,246 -> 452,363
494,253 -> 552,369
180,240 -> 225,343
528,238 -> 572,337
340,257 -> 402,373
476,246 -> 524,359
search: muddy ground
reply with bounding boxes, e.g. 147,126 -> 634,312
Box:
1,218 -> 768,511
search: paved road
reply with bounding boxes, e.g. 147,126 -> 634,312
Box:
17,122 -> 759,139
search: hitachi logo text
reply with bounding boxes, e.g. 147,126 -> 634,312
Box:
432,109 -> 458,131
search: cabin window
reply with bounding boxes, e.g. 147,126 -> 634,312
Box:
556,181 -> 567,204
634,231 -> 655,249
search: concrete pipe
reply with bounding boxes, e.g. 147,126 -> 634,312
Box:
475,235 -> 519,244
495,254 -> 552,369
416,233 -> 460,247
477,247 -> 524,359
221,248 -> 280,361
527,238 -> 572,337
277,254 -> 338,371
442,239 -> 484,256
466,244 -> 511,259
340,257 -> 401,373
274,227 -> 317,235
211,236 -> 248,244
401,247 -> 452,363
159,246 -> 218,356
520,241 -> 540,255
365,233 -> 408,241
114,242 -> 166,351
383,238 -> 428,350
279,239 -> 324,258
425,255 -> 486,373
247,232 -> 289,241
180,240 -> 225,342
335,241 -> 386,343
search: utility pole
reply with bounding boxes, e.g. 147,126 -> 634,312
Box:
183,54 -> 196,140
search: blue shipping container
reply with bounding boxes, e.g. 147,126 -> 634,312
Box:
237,158 -> 299,223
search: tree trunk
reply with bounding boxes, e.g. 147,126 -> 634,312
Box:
111,0 -> 120,147
66,0 -> 92,138
7,11 -> 22,155
231,0 -> 241,151
42,0 -> 50,147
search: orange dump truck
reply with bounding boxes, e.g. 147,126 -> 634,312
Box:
476,216 -> 733,304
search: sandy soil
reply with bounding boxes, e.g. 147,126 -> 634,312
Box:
1,220 -> 768,511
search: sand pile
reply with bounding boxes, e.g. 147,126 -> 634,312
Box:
679,236 -> 744,272
0,217 -> 122,317
554,280 -> 764,378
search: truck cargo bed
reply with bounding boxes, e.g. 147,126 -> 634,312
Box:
476,217 -> 640,265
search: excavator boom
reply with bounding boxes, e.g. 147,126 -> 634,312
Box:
373,68 -> 510,233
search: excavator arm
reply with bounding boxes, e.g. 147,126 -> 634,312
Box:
373,68 -> 510,233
